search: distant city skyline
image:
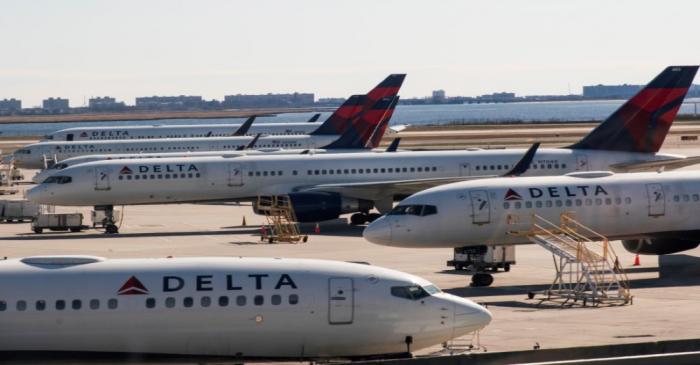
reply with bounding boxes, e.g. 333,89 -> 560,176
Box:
1,0 -> 698,106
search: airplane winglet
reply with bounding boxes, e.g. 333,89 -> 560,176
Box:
504,142 -> 540,176
385,138 -> 401,152
307,113 -> 321,123
237,133 -> 261,150
233,116 -> 256,136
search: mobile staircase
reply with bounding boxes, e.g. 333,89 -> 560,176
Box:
256,195 -> 307,244
509,213 -> 632,307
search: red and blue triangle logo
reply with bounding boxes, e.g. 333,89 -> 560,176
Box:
504,188 -> 522,201
118,276 -> 149,295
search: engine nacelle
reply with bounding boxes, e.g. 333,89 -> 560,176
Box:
254,193 -> 373,222
622,238 -> 700,255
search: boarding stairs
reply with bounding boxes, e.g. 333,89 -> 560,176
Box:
509,213 -> 632,307
256,195 -> 307,244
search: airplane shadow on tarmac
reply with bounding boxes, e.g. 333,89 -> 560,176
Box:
0,227 -> 262,241
443,254 -> 700,306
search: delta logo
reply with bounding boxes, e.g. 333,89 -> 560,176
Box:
119,166 -> 133,175
79,132 -> 88,138
118,276 -> 149,295
504,188 -> 522,201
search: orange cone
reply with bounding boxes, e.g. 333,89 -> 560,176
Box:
314,223 -> 320,234
633,254 -> 640,266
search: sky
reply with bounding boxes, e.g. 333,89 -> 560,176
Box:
1,0 -> 699,107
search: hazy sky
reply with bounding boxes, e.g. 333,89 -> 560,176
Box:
1,0 -> 698,107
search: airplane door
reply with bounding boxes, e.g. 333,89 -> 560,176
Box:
94,167 -> 111,191
645,183 -> 665,216
576,155 -> 589,171
469,190 -> 490,224
328,278 -> 354,325
227,163 -> 243,186
459,163 -> 471,176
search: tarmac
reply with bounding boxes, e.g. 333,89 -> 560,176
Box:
2,141 -> 700,362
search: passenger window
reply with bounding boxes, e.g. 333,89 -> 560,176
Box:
108,299 -> 118,309
72,300 -> 81,310
17,300 -> 27,311
673,195 -> 680,202
146,298 -> 156,308
575,199 -> 582,207
565,200 -> 572,207
289,294 -> 299,305
183,297 -> 194,308
254,295 -> 264,306
36,300 -> 46,311
236,296 -> 246,306
515,202 -> 522,209
536,201 -> 542,208
556,200 -> 563,207
503,202 -> 510,209
218,296 -> 229,307
201,297 -> 211,307
525,201 -> 532,208
165,297 -> 176,308
271,295 -> 282,305
0,301 -> 5,311
90,299 -> 100,310
545,201 -> 553,208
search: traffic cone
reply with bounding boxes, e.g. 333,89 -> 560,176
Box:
241,216 -> 247,226
633,254 -> 640,266
314,223 -> 320,234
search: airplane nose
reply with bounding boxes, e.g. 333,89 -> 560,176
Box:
452,296 -> 492,333
363,216 -> 392,245
26,185 -> 45,203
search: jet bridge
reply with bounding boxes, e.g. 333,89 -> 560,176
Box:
509,213 -> 632,307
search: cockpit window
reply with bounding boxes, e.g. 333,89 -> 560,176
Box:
391,285 -> 432,300
422,284 -> 441,295
388,204 -> 438,216
43,176 -> 72,184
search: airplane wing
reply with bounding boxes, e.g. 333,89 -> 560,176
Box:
302,143 -> 540,201
609,156 -> 700,172
233,116 -> 256,136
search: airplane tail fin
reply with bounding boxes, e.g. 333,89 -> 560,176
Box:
233,116 -> 256,136
307,113 -> 321,123
310,95 -> 366,135
365,96 -> 399,148
311,74 -> 406,135
569,66 -> 699,153
322,96 -> 398,149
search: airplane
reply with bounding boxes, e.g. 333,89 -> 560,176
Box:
363,169 -> 700,286
42,74 -> 406,141
0,255 -> 491,360
27,65 -> 699,231
31,135 -> 404,184
13,94 -> 400,170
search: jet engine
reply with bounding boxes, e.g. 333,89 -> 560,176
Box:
622,238 -> 700,255
254,192 -> 373,222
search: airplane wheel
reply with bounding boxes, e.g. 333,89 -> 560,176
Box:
366,213 -> 382,222
350,213 -> 367,225
471,273 -> 494,287
105,224 -> 119,234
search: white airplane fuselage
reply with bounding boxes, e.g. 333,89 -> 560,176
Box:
46,122 -> 323,141
364,170 -> 700,250
0,256 -> 490,358
28,148 -> 681,207
14,134 -> 340,169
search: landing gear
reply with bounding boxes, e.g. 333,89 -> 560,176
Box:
95,205 -> 119,234
470,273 -> 494,287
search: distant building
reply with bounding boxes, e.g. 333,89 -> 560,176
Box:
582,84 -> 642,99
223,93 -> 314,108
475,92 -> 517,103
432,90 -> 446,103
42,97 -> 70,112
0,98 -> 21,112
315,97 -> 346,106
135,95 -> 204,110
88,96 -> 126,111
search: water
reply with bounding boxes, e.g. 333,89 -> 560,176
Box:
2,99 -> 699,137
